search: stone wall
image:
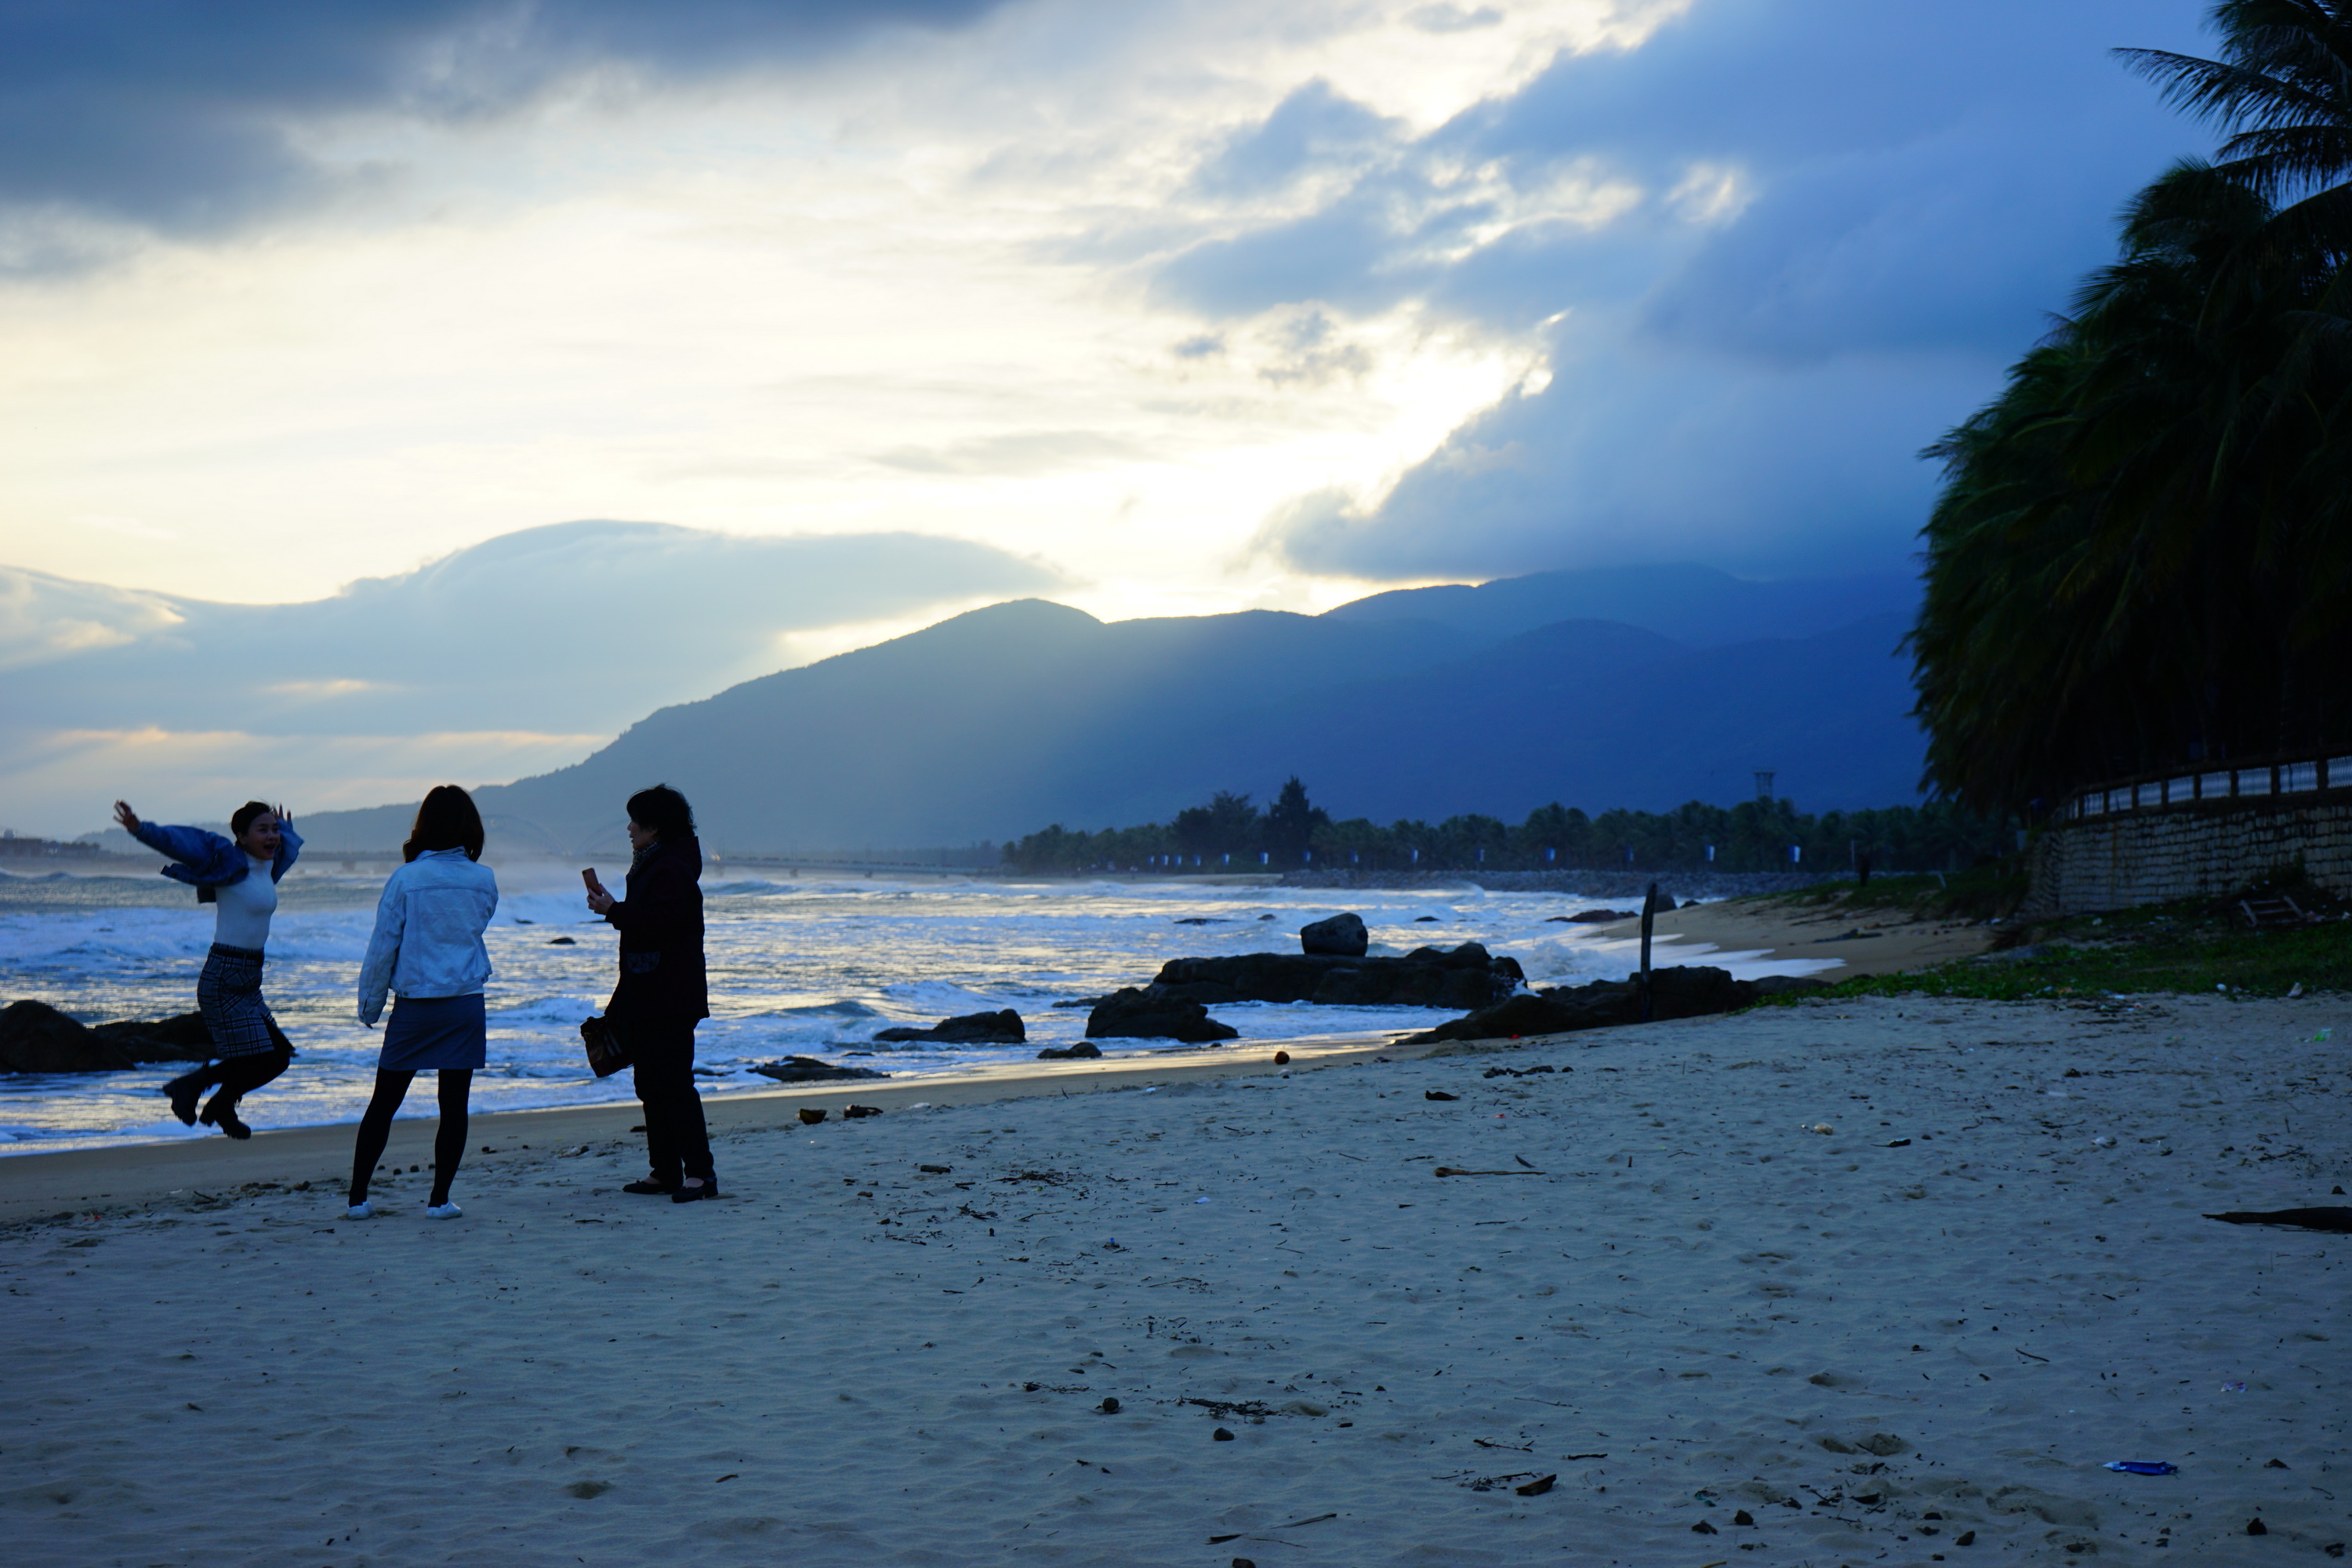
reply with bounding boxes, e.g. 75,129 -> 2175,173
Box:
2023,796 -> 2352,916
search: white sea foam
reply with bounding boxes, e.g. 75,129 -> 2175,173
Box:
0,869 -> 1821,1152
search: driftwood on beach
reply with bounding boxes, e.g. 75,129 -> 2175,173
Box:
1400,965 -> 1828,1044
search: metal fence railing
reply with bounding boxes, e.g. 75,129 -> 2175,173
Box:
2066,746 -> 2352,822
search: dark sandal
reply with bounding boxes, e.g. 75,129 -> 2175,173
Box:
671,1181 -> 719,1203
622,1179 -> 679,1196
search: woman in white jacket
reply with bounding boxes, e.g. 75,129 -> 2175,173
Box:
347,786 -> 499,1220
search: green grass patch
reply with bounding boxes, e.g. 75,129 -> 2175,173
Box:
1770,898 -> 2352,1004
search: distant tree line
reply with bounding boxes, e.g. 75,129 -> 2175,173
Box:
1004,777 -> 2014,876
1911,4 -> 2352,814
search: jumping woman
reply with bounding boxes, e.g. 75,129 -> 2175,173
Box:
114,797 -> 303,1138
348,786 -> 499,1221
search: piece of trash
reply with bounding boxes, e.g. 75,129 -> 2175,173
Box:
1433,1166 -> 1544,1177
1515,1475 -> 1556,1496
2103,1461 -> 2178,1475
1425,1091 -> 1460,1102
1690,1519 -> 1719,1534
1196,1196 -> 1210,1204
2092,1135 -> 2114,1147
798,1108 -> 826,1125
2288,983 -> 2303,998
1102,1238 -> 1120,1250
918,1163 -> 951,1174
1809,1123 -> 1833,1135
2222,1381 -> 2247,1392
1098,1397 -> 1120,1414
1882,1138 -> 1911,1148
2315,1029 -> 2335,1043
844,1105 -> 882,1119
1212,1427 -> 1236,1442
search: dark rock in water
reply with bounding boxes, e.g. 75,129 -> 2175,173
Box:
547,936 -> 578,945
1036,1041 -> 1103,1059
1401,965 -> 1822,1044
1299,911 -> 1368,957
2,1002 -> 219,1072
1550,908 -> 1635,924
1051,996 -> 1107,1010
89,1011 -> 215,1062
1146,942 -> 1520,1011
750,1055 -> 891,1083
1,1000 -> 137,1073
874,1008 -> 1025,1044
1173,916 -> 1224,925
1413,915 -> 1439,922
1085,988 -> 1239,1043
1257,913 -> 1276,920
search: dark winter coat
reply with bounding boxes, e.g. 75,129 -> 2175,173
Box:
602,835 -> 709,1022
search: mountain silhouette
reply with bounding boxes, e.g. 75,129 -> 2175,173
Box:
299,568 -> 1924,854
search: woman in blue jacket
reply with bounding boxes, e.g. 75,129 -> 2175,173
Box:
347,786 -> 499,1220
114,797 -> 302,1138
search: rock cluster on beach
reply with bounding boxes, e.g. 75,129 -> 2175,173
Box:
1083,928 -> 1526,1041
0,1000 -> 215,1074
873,1008 -> 1026,1044
1401,965 -> 1827,1044
750,1055 -> 891,1083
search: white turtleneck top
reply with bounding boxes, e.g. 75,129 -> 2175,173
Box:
212,855 -> 279,949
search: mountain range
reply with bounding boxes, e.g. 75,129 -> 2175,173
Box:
296,564 -> 1925,855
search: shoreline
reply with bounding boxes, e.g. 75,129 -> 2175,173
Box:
0,1033 -> 1413,1226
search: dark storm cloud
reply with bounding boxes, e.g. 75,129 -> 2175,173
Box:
0,0 -> 1003,238
1167,0 -> 2217,579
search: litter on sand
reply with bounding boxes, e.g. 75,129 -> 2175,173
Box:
2103,1461 -> 2179,1475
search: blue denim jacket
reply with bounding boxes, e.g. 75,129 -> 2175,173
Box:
130,818 -> 303,899
356,848 -> 499,1025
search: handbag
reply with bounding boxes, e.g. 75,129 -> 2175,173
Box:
579,1014 -> 633,1078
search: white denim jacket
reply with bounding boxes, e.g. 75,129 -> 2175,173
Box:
357,848 -> 500,1024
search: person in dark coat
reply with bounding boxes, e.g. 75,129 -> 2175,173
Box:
585,784 -> 715,1202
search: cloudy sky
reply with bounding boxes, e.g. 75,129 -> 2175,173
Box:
1,0 -> 2213,835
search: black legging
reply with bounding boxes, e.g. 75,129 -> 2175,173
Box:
165,1047 -> 292,1125
631,1018 -> 713,1186
348,1069 -> 473,1207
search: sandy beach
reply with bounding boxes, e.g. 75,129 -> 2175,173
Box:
3,993 -> 2346,1566
1598,897 -> 1997,981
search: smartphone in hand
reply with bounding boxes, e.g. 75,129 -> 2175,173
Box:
581,867 -> 606,898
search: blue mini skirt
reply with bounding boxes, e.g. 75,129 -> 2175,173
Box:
379,993 -> 487,1073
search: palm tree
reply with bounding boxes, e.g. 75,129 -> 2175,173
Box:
1911,3 -> 2352,814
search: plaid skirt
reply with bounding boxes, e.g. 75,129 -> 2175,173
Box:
197,943 -> 280,1058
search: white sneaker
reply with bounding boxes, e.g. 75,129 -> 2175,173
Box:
425,1202 -> 463,1219
346,1201 -> 372,1220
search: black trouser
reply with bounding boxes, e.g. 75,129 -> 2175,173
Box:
348,1069 -> 473,1207
630,1018 -> 713,1185
166,1047 -> 292,1122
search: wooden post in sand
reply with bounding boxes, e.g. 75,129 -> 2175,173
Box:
1638,880 -> 1659,1022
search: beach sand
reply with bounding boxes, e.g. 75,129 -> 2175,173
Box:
3,993 -> 2345,1566
1595,896 -> 1997,980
